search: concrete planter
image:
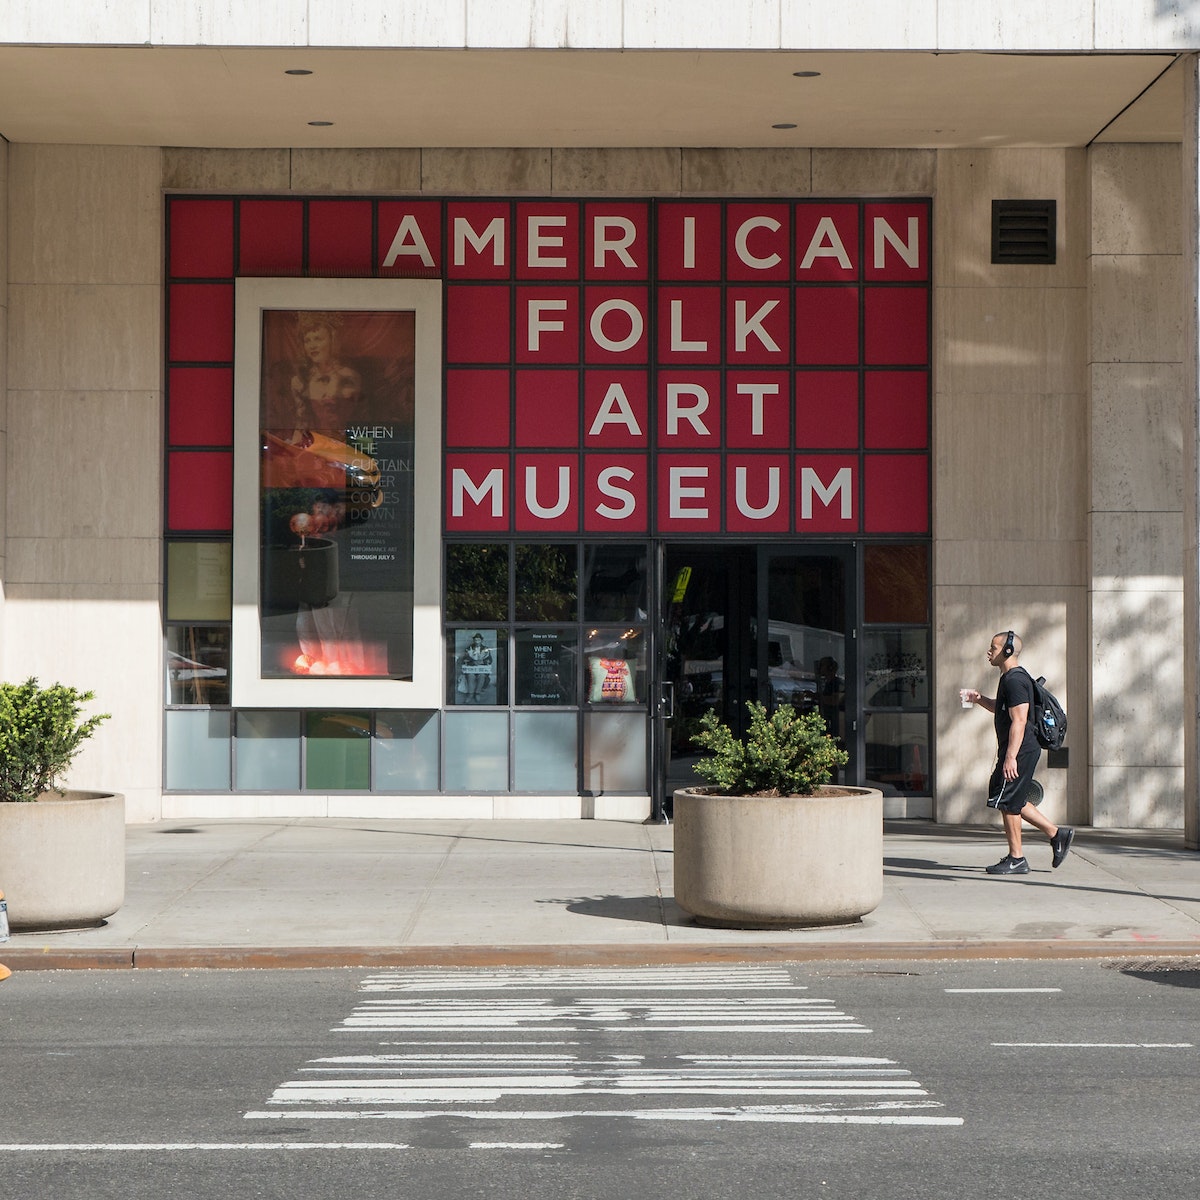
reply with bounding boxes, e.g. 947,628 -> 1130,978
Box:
672,786 -> 884,928
0,791 -> 125,931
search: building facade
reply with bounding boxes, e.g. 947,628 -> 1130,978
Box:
1,2 -> 1198,848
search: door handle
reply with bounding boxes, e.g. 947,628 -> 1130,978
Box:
660,680 -> 676,721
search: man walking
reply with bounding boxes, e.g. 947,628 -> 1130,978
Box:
961,630 -> 1074,875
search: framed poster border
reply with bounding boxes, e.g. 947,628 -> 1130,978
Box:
232,277 -> 444,707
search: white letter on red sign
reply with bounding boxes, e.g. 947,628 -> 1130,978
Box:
454,216 -> 506,267
669,466 -> 710,519
800,216 -> 853,270
734,216 -> 782,270
670,299 -> 708,352
452,467 -> 505,518
734,381 -> 780,437
589,383 -> 644,437
527,298 -> 568,351
525,464 -> 572,518
593,217 -> 637,269
381,215 -> 435,268
666,383 -> 711,436
590,299 -> 643,353
873,216 -> 920,269
735,299 -> 781,353
596,466 -> 637,519
800,466 -> 853,520
734,465 -> 781,519
528,215 -> 567,268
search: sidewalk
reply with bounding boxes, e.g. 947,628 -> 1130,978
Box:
3,818 -> 1200,971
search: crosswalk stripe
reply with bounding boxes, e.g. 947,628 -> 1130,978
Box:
245,967 -> 958,1132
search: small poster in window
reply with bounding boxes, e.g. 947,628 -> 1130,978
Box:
516,630 -> 575,705
588,655 -> 636,703
453,630 -> 498,705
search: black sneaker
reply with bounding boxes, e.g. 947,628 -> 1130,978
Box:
985,855 -> 1030,875
1051,826 -> 1075,868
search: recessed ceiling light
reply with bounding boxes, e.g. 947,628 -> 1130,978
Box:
308,120 -> 334,127
793,70 -> 821,78
772,123 -> 798,130
285,68 -> 313,76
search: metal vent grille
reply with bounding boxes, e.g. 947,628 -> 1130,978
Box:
991,199 -> 1056,265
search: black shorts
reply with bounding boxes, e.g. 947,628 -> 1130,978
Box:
987,747 -> 1041,814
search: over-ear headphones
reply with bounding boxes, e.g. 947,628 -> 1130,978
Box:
1002,630 -> 1015,659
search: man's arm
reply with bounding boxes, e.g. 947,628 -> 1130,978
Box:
1003,703 -> 1029,779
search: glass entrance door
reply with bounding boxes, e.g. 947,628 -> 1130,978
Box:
658,544 -> 856,808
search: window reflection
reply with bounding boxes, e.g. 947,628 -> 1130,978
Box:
446,543 -> 509,622
167,626 -> 230,705
583,545 -> 647,621
515,543 -> 577,621
863,629 -> 928,709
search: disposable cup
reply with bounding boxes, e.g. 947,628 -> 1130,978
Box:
959,689 -> 973,708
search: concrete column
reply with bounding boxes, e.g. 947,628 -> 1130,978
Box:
1,135 -> 8,671
1183,56 -> 1200,851
4,145 -> 163,821
1089,138 -> 1186,829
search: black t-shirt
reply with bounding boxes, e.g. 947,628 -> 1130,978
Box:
994,667 -> 1039,753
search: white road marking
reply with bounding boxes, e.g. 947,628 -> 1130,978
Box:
993,1042 -> 1193,1048
944,988 -> 1062,994
470,1142 -> 563,1150
244,967 -> 960,1132
0,1143 -> 412,1152
359,967 -> 795,992
338,996 -> 869,1034
244,1108 -> 963,1127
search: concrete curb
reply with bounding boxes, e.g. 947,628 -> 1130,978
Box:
4,940 -> 1200,972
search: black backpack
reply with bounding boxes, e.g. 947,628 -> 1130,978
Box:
1022,668 -> 1067,751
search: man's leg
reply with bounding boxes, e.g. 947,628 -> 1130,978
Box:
1020,802 -> 1058,842
1002,809 -> 1025,857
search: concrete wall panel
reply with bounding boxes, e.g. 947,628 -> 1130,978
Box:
466,0 -> 624,48
682,148 -> 812,195
1091,254 -> 1185,364
1091,143 -> 1181,256
935,148 -> 1087,288
7,285 -> 161,393
422,148 -> 552,195
551,147 -> 681,194
782,1 -> 937,49
8,145 -> 160,285
1091,362 -> 1184,512
162,148 -> 291,192
291,148 -> 421,193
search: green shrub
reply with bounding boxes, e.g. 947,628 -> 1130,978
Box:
690,701 -> 848,796
0,678 -> 110,803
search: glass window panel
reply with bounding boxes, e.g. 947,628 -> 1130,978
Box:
514,712 -> 578,791
515,543 -> 577,621
864,711 -> 930,795
584,627 -> 646,705
584,712 -> 647,793
166,541 -> 232,621
305,711 -> 371,790
165,709 -> 231,791
515,628 -> 578,705
583,544 -> 648,621
374,711 -> 440,791
448,629 -> 507,705
235,710 -> 301,790
864,629 -> 929,709
166,626 -> 230,705
446,543 -> 509,622
444,710 -> 509,791
864,543 -> 928,624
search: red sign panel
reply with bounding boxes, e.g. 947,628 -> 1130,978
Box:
165,197 -> 930,539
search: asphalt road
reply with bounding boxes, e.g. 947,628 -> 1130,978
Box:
1,959 -> 1197,1199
